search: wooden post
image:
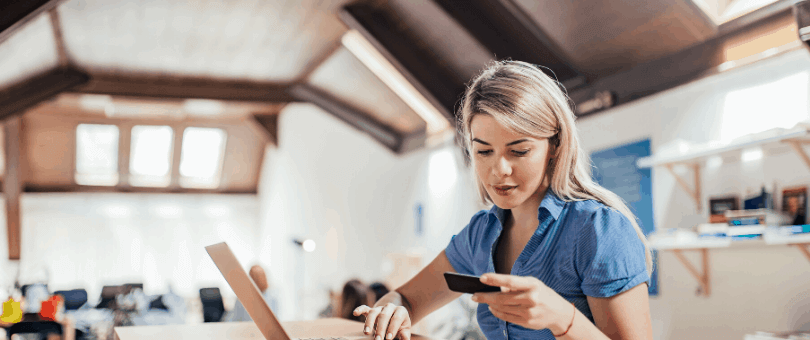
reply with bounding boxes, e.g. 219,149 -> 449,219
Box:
4,116 -> 23,260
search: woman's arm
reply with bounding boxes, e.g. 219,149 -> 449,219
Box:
582,283 -> 652,339
472,274 -> 651,340
355,250 -> 463,340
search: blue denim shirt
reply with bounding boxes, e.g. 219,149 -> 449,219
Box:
445,190 -> 649,339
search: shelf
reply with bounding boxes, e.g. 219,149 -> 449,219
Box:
637,126 -> 810,169
635,126 -> 810,211
650,231 -> 810,297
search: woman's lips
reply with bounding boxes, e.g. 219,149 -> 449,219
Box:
493,185 -> 517,196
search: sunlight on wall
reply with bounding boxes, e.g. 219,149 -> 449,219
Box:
721,71 -> 809,142
428,149 -> 458,197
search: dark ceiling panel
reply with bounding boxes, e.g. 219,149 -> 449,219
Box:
513,0 -> 717,77
568,7 -> 795,117
0,0 -> 55,39
340,3 -> 465,119
434,0 -> 585,86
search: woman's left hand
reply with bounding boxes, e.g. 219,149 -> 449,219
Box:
471,273 -> 574,334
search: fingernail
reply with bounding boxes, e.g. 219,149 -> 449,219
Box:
365,327 -> 370,334
386,333 -> 393,339
480,275 -> 488,283
375,335 -> 381,340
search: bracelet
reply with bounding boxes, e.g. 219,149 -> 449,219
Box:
553,302 -> 576,338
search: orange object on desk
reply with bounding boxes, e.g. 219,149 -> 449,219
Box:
39,295 -> 62,321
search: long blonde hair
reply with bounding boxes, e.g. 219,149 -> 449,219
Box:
458,60 -> 653,275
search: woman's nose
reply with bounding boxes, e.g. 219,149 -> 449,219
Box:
493,156 -> 512,177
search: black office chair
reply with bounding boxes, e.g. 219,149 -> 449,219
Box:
199,287 -> 225,322
96,285 -> 125,309
5,320 -> 62,340
54,289 -> 88,311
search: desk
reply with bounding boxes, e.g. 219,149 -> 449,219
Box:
0,313 -> 75,340
114,318 -> 439,340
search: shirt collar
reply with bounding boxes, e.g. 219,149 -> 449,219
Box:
488,189 -> 565,226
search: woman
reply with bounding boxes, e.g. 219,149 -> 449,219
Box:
336,279 -> 375,322
354,61 -> 653,340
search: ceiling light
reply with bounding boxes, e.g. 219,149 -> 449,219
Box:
341,30 -> 449,136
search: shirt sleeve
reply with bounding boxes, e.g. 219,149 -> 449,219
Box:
444,210 -> 487,275
576,206 -> 650,298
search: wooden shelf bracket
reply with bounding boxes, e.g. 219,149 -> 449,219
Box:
787,141 -> 810,172
665,163 -> 702,211
671,248 -> 711,297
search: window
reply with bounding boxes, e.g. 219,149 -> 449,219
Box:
691,0 -> 779,24
129,125 -> 173,187
720,72 -> 809,143
75,124 -> 119,186
179,127 -> 226,189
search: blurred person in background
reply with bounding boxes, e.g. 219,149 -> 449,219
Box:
369,282 -> 389,303
224,264 -> 278,322
334,279 -> 374,322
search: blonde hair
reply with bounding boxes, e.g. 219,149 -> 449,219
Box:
458,60 -> 653,275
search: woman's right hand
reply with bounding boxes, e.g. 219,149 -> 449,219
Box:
353,303 -> 412,340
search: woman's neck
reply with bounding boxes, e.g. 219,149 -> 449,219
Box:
507,185 -> 549,231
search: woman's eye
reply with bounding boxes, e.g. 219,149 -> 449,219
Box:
476,150 -> 493,156
512,150 -> 530,156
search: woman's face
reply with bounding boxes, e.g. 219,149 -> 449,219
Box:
470,114 -> 553,212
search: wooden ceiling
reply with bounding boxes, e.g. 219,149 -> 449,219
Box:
0,0 -> 802,145
56,0 -> 348,82
0,0 -> 802,261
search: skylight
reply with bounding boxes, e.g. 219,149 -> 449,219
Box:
178,127 -> 226,189
75,124 -> 119,186
691,0 -> 779,24
129,125 -> 173,187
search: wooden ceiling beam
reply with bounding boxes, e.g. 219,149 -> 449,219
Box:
0,66 -> 90,120
434,0 -> 586,88
72,74 -> 297,103
290,84 -> 425,154
340,3 -> 462,120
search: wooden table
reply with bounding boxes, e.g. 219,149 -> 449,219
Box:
114,318 -> 439,340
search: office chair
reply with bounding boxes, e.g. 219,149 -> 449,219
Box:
199,287 -> 225,322
54,289 -> 88,311
96,285 -> 125,309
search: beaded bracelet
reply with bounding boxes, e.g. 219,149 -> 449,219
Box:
553,302 -> 576,338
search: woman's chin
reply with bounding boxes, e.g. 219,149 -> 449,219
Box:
490,196 -> 518,210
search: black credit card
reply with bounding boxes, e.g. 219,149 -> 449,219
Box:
444,272 -> 501,294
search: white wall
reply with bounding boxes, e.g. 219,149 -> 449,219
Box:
257,102 -> 482,323
577,49 -> 810,340
0,193 -> 260,303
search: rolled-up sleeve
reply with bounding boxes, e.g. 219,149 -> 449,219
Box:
576,207 -> 650,298
445,211 -> 486,275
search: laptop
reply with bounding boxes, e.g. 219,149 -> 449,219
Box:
205,242 -> 354,340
